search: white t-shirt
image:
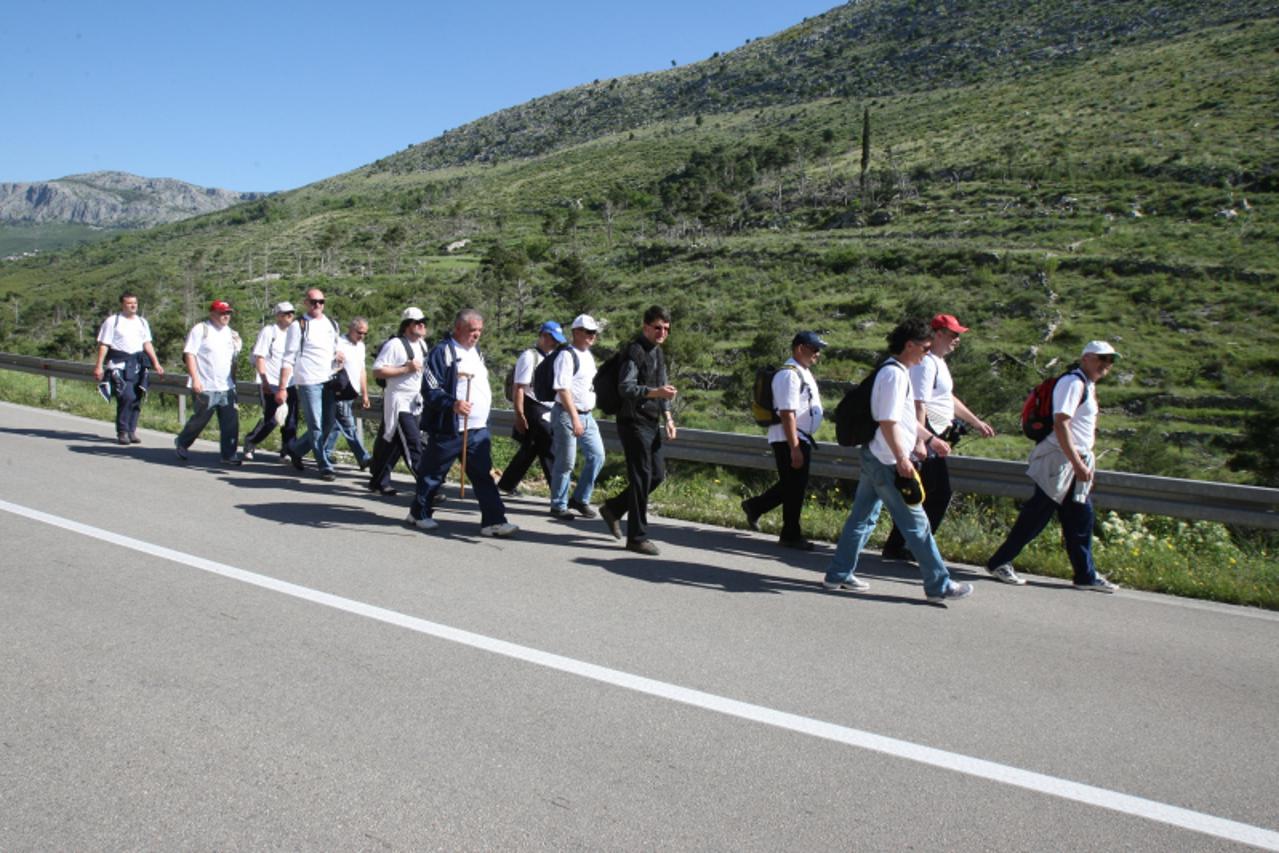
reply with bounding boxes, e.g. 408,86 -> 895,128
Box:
335,336 -> 366,395
910,352 -> 955,435
183,321 -> 241,392
251,323 -> 292,387
553,346 -> 597,412
283,314 -> 340,386
513,347 -> 552,419
767,359 -> 823,444
1048,371 -> 1097,453
96,314 -> 152,368
374,337 -> 426,438
867,359 -> 915,466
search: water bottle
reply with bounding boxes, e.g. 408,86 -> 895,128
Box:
1073,478 -> 1090,504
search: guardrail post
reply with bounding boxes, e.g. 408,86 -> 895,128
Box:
48,376 -> 56,401
178,394 -> 186,424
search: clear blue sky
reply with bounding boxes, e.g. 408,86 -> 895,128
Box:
2,0 -> 841,192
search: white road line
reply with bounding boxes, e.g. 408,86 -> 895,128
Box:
3,496 -> 1277,851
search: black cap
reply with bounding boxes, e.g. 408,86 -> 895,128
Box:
792,331 -> 828,350
895,470 -> 926,506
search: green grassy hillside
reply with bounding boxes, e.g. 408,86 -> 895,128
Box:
0,3 -> 1276,487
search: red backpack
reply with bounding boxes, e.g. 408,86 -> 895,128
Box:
1020,368 -> 1087,442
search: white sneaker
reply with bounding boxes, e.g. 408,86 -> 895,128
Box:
988,563 -> 1027,585
1074,574 -> 1119,593
481,522 -> 519,538
242,440 -> 255,461
822,576 -> 870,592
405,513 -> 438,531
927,581 -> 974,603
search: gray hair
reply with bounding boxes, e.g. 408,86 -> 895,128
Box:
453,308 -> 483,330
348,316 -> 369,331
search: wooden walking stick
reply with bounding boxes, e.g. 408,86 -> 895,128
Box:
457,372 -> 474,498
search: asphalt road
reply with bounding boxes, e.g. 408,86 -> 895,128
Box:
2,401 -> 1277,851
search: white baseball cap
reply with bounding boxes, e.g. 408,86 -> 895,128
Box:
274,301 -> 295,314
571,313 -> 600,332
1082,340 -> 1119,358
401,307 -> 425,321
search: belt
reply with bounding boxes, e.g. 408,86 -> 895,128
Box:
577,409 -> 591,415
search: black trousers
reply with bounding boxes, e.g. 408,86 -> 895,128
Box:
885,453 -> 953,551
743,441 -> 812,541
497,410 -> 554,492
367,410 -> 423,491
244,384 -> 299,450
602,418 -> 666,544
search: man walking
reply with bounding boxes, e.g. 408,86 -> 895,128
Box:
496,320 -> 565,496
242,301 -> 298,461
985,341 -> 1122,591
175,300 -> 242,465
324,316 -> 373,469
822,318 -> 974,603
882,313 -> 996,561
280,288 -> 341,480
548,314 -> 605,521
93,291 -> 164,445
366,308 -> 430,497
741,330 -> 825,550
598,306 -> 678,555
407,309 -> 518,537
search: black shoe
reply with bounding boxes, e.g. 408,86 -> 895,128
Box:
128,433 -> 141,444
741,499 -> 761,531
117,433 -> 131,446
569,498 -> 597,519
598,503 -> 623,540
287,450 -> 305,471
498,484 -> 523,497
779,537 -> 815,551
626,539 -> 660,556
367,483 -> 398,496
550,507 -> 577,520
358,457 -> 370,472
319,470 -> 337,482
881,544 -> 915,562
222,457 -> 243,467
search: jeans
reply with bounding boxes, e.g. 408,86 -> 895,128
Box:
549,404 -> 605,510
324,399 -> 371,466
825,447 -> 953,598
244,384 -> 298,450
987,483 -> 1099,584
289,382 -> 336,472
885,452 -> 953,552
176,389 -> 239,461
411,427 -> 507,527
743,441 -> 812,541
602,418 -> 666,544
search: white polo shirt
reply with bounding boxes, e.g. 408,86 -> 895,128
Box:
184,320 -> 241,393
767,359 -> 823,444
96,314 -> 152,369
553,346 -> 597,412
867,359 -> 915,466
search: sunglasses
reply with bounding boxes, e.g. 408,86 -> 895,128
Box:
309,298 -> 325,305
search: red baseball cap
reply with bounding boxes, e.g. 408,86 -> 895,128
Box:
210,300 -> 233,313
931,313 -> 968,333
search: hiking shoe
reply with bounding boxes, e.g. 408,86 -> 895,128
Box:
368,484 -> 398,496
1074,574 -> 1119,593
128,433 -> 142,444
599,504 -> 623,540
988,563 -> 1027,585
287,449 -> 305,471
357,457 -> 370,472
498,485 -> 524,497
174,439 -> 188,461
569,498 -> 598,519
242,440 -> 256,461
822,576 -> 870,592
626,539 -> 660,556
319,470 -> 337,482
741,499 -> 761,531
117,433 -> 131,446
549,506 -> 576,521
222,456 -> 243,467
927,581 -> 975,603
481,522 -> 519,538
405,513 -> 438,532
880,544 -> 914,562
779,537 -> 815,551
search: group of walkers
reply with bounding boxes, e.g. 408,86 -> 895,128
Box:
93,290 -> 1121,602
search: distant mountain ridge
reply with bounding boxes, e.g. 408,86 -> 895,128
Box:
0,171 -> 264,228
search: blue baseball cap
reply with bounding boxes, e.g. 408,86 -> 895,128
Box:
792,330 -> 828,350
539,320 -> 567,344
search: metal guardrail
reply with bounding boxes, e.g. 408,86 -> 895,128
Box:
3,352 -> 1277,530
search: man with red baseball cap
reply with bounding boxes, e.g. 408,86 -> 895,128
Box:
882,313 -> 996,564
175,300 -> 243,464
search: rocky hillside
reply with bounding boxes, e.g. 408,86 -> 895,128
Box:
0,171 -> 263,228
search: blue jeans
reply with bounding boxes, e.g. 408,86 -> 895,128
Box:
549,404 -> 605,510
324,399 -> 371,466
825,448 -> 953,598
987,484 -> 1099,584
411,428 -> 507,528
289,382 -> 336,472
176,389 -> 239,461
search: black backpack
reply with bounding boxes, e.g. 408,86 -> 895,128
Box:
533,345 -> 577,404
750,364 -> 797,427
504,347 -> 540,403
592,348 -> 630,416
373,335 -> 415,388
835,360 -> 907,446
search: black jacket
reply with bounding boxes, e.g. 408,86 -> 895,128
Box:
616,335 -> 670,424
